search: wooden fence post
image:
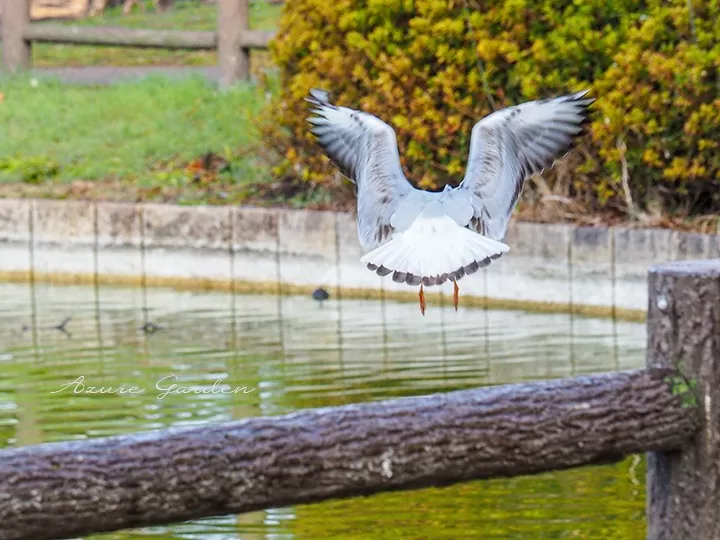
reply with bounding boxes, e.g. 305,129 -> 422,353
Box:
1,0 -> 31,72
646,259 -> 720,539
217,0 -> 250,88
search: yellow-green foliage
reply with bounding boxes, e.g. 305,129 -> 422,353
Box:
593,0 -> 720,214
268,0 -> 719,216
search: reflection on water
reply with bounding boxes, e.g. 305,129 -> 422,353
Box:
0,282 -> 646,539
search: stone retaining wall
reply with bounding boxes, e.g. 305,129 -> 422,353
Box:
0,199 -> 717,316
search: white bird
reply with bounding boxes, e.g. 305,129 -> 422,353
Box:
306,89 -> 594,315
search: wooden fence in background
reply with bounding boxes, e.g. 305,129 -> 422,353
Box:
0,259 -> 718,539
0,0 -> 274,86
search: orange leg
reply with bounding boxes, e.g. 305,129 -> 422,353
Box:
419,284 -> 426,316
453,279 -> 459,311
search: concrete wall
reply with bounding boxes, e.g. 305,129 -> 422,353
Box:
0,199 -> 717,316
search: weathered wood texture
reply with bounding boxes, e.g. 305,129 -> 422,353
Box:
0,368 -> 698,540
23,25 -> 217,49
217,0 -> 250,86
22,24 -> 273,50
1,0 -> 31,71
646,259 -> 720,540
233,29 -> 275,49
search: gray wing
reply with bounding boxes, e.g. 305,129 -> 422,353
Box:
306,89 -> 414,250
456,91 -> 594,241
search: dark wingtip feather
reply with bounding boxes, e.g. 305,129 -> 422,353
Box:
558,90 -> 596,117
567,89 -> 596,106
305,89 -> 331,126
575,94 -> 596,140
305,88 -> 334,108
305,89 -> 340,141
555,90 -> 595,155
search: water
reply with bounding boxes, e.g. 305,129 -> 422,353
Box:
0,282 -> 647,539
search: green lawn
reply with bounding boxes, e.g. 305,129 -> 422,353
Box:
0,2 -> 305,206
32,1 -> 282,68
0,74 -> 281,205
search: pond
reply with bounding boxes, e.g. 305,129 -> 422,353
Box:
0,282 -> 647,539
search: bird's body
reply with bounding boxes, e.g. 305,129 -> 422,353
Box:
307,89 -> 594,314
361,184 -> 509,288
312,287 -> 330,307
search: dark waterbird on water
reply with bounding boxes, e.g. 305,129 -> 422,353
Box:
53,317 -> 72,337
312,287 -> 330,307
21,317 -> 72,338
140,321 -> 163,334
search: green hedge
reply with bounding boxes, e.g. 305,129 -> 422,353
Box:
266,0 -> 719,218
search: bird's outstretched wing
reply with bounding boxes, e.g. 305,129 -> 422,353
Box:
456,91 -> 595,241
306,89 -> 414,250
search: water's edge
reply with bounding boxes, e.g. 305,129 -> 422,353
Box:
0,199 -> 717,318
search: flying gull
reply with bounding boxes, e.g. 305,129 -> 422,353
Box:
307,89 -> 594,315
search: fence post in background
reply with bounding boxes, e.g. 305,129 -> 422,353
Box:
1,0 -> 31,72
217,0 -> 250,88
646,259 -> 720,539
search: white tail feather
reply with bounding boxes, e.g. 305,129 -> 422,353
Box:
361,215 -> 509,286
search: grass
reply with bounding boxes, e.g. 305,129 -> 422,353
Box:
32,1 -> 282,68
0,74 -> 279,205
0,3 -> 339,208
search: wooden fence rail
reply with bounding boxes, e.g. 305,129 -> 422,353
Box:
0,258 -> 716,540
0,369 -> 700,540
0,0 -> 274,86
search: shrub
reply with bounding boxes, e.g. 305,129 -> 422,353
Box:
593,0 -> 720,216
266,0 -> 719,219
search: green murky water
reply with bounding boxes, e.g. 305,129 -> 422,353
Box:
0,282 -> 647,539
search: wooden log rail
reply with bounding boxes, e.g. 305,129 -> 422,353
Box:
21,26 -> 274,50
23,26 -> 218,49
0,368 -> 701,540
0,0 -> 273,86
0,262 -> 715,540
